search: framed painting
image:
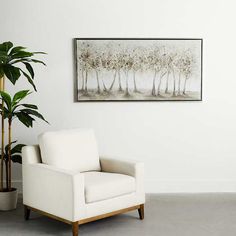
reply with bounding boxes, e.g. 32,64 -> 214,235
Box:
74,38 -> 202,102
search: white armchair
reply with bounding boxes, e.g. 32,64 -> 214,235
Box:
22,129 -> 145,236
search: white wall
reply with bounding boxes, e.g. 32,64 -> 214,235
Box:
1,0 -> 236,193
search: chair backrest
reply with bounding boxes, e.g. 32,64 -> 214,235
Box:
38,128 -> 101,172
22,145 -> 42,165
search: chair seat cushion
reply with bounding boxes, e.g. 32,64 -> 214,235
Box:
84,172 -> 136,203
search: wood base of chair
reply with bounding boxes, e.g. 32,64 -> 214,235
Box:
24,203 -> 145,236
138,204 -> 144,220
24,205 -> 31,220
72,221 -> 79,236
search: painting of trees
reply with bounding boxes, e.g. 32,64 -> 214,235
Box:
75,39 -> 202,101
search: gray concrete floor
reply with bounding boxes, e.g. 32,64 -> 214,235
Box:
1,194 -> 236,236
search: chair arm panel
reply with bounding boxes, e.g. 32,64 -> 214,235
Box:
22,163 -> 85,221
100,157 -> 145,201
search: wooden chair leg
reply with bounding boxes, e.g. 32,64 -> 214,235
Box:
72,221 -> 79,236
24,205 -> 31,221
138,204 -> 144,220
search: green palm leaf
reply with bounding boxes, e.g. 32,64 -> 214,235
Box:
9,46 -> 26,55
20,109 -> 48,123
13,90 -> 30,105
0,91 -> 12,110
0,41 -> 46,89
0,90 -> 48,127
23,62 -> 34,78
16,112 -> 35,127
11,155 -> 22,164
3,64 -> 21,84
0,42 -> 13,53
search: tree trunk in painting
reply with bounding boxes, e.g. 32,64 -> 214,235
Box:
85,70 -> 88,93
165,72 -> 170,94
125,71 -> 130,96
81,70 -> 85,91
157,76 -> 162,96
95,70 -> 101,94
183,76 -> 187,95
109,70 -> 117,91
157,72 -> 166,95
172,70 -> 176,96
102,79 -> 108,92
133,71 -> 138,93
118,70 -> 123,91
178,72 -> 181,95
151,70 -> 157,96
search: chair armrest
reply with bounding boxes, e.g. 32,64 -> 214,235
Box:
22,163 -> 85,221
100,157 -> 145,201
100,157 -> 144,177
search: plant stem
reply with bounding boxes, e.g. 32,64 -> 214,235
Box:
8,118 -> 12,191
0,76 -> 5,191
5,160 -> 8,190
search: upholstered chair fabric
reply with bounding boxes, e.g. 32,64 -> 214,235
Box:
22,129 -> 145,228
84,171 -> 136,203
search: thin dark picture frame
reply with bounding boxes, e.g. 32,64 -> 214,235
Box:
74,38 -> 203,102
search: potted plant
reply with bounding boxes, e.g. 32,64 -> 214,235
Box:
0,42 -> 47,210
